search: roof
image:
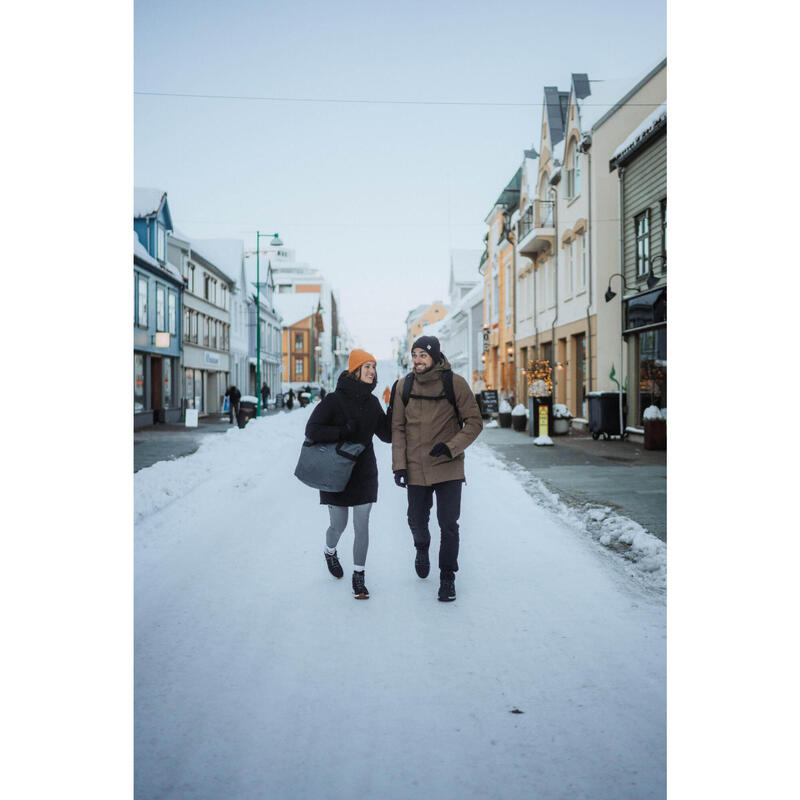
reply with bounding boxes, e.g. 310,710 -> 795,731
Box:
543,87 -> 570,147
134,187 -> 167,218
610,102 -> 667,166
487,167 -> 522,218
585,56 -> 666,134
450,249 -> 482,283
133,231 -> 183,283
406,303 -> 430,324
273,292 -> 320,326
191,239 -> 244,285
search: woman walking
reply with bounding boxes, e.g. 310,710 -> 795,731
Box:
305,349 -> 391,598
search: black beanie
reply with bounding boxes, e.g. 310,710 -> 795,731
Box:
412,335 -> 442,363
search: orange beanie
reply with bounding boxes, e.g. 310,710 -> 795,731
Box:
348,349 -> 376,373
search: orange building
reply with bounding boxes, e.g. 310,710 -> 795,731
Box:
405,301 -> 448,353
281,308 -> 324,386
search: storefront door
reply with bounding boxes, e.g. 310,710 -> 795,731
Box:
151,357 -> 162,411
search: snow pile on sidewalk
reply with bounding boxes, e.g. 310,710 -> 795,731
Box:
476,445 -> 666,592
134,410 -> 309,522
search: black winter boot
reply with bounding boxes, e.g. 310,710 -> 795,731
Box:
324,550 -> 344,579
438,575 -> 456,602
415,549 -> 430,579
352,570 -> 369,599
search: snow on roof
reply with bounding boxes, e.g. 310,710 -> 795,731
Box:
169,227 -> 192,245
133,231 -> 158,267
611,102 -> 666,162
134,231 -> 183,282
273,292 -> 320,326
450,249 -> 482,283
191,239 -> 244,284
134,187 -> 166,218
406,303 -> 430,323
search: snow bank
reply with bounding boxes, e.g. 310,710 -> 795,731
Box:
511,403 -> 527,416
643,405 -> 663,421
533,435 -> 553,446
498,400 -> 512,413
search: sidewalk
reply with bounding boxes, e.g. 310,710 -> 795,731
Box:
133,408 -> 283,473
479,424 -> 667,542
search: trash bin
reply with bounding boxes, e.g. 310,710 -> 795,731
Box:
644,419 -> 666,450
237,397 -> 257,428
529,396 -> 553,437
511,404 -> 528,431
587,392 -> 627,440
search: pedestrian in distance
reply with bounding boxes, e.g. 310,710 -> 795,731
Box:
319,386 -> 327,400
225,384 -> 241,425
286,388 -> 295,410
390,336 -> 483,602
305,349 -> 392,599
382,385 -> 391,407
261,382 -> 270,411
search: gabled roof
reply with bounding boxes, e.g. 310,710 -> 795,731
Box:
133,231 -> 183,283
134,187 -> 167,218
543,87 -> 570,148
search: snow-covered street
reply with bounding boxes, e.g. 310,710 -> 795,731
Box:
135,406 -> 665,799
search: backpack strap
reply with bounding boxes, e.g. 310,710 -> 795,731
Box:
402,369 -> 464,429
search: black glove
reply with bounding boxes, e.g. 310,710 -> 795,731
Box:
394,470 -> 408,488
429,442 -> 452,459
339,419 -> 358,441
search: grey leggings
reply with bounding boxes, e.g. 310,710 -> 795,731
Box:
326,503 -> 373,567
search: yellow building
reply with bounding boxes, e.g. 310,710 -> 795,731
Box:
481,169 -> 521,401
405,301 -> 448,354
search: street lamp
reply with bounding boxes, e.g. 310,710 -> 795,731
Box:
604,272 -> 633,440
256,231 -> 283,416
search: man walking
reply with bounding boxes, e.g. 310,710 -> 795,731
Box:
391,336 -> 483,601
225,384 -> 241,425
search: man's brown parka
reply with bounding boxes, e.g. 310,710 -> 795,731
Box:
391,356 -> 483,486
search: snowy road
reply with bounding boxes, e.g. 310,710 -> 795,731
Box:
135,406 -> 665,800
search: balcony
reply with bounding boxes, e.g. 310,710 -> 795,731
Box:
517,200 -> 555,256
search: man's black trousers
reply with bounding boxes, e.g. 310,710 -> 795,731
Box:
406,480 -> 463,578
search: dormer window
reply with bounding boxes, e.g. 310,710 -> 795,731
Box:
156,224 -> 166,262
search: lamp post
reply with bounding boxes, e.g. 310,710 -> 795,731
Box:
256,231 -> 283,416
604,272 -> 633,439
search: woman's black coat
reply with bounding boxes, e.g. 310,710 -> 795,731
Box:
305,371 -> 392,506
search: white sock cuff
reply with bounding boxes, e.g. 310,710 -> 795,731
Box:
325,546 -> 336,555
353,566 -> 365,572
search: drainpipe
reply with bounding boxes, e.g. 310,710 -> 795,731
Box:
580,137 -> 593,397
617,165 -> 626,438
510,213 -> 518,402
549,181 -> 559,403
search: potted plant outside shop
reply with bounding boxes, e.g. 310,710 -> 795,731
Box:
643,405 -> 666,450
498,399 -> 512,428
511,403 -> 528,431
552,404 -> 573,435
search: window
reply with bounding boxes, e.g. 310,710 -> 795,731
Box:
191,310 -> 198,343
566,145 -> 581,199
183,308 -> 190,342
137,277 -> 148,328
295,358 -> 304,376
168,293 -> 176,334
157,225 -> 166,262
295,332 -> 303,351
188,263 -> 195,294
635,210 -> 650,276
580,234 -> 587,289
568,241 -> 575,296
661,199 -> 667,264
156,285 -> 165,331
548,261 -> 555,306
492,274 -> 499,322
204,316 -> 210,347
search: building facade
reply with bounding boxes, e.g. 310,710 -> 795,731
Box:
609,99 -> 666,424
167,233 -> 234,416
133,189 -> 183,428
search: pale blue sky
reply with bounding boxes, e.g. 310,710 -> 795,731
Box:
135,0 -> 665,358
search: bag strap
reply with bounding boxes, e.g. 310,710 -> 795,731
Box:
402,369 -> 463,428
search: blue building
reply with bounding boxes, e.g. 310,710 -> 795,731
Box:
134,188 -> 184,427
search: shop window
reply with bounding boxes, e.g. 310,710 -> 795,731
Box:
638,328 -> 667,421
134,354 -> 145,412
162,357 -> 172,407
